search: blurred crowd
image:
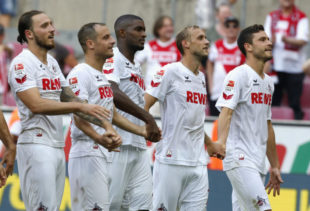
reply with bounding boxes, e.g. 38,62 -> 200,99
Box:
0,0 -> 309,120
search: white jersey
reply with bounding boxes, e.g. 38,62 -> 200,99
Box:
103,47 -> 146,149
8,49 -> 68,147
67,63 -> 114,159
147,62 -> 208,166
216,64 -> 274,174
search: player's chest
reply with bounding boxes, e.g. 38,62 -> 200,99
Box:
36,64 -> 62,92
121,62 -> 145,91
89,74 -> 114,101
172,74 -> 207,106
243,78 -> 272,107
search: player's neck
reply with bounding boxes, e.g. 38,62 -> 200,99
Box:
28,44 -> 48,65
246,57 -> 265,78
85,54 -> 105,72
117,44 -> 135,64
181,55 -> 200,75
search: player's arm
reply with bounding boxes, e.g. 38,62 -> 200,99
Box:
73,115 -> 121,151
265,120 -> 283,197
144,93 -> 158,112
0,110 -> 16,180
60,86 -> 112,129
109,81 -> 160,142
206,60 -> 214,94
112,106 -> 147,138
217,107 -> 234,155
17,87 -> 110,125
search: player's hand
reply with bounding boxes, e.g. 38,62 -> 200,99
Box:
1,144 -> 16,176
0,164 -> 7,188
145,119 -> 161,142
80,104 -> 111,120
265,167 -> 283,197
95,131 -> 122,152
206,142 -> 226,160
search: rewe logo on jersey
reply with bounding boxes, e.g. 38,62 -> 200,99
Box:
130,73 -> 145,90
42,78 -> 61,90
98,86 -> 113,99
186,91 -> 207,105
251,92 -> 272,105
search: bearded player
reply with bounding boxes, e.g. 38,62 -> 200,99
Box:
216,24 -> 283,211
145,25 -> 224,211
8,11 -> 118,210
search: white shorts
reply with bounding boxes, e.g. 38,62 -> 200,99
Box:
226,167 -> 271,211
17,143 -> 65,211
153,161 -> 209,211
68,156 -> 109,211
108,145 -> 152,211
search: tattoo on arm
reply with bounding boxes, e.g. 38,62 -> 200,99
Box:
60,86 -> 106,127
60,87 -> 84,103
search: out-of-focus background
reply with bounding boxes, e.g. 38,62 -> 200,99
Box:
0,0 -> 310,210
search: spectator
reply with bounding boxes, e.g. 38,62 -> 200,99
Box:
206,2 -> 233,43
135,15 -> 181,117
0,24 -> 13,105
135,15 -> 181,89
207,17 -> 245,116
264,0 -> 309,120
49,42 -> 78,77
0,0 -> 17,27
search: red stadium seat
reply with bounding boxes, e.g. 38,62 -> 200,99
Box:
302,108 -> 310,120
271,106 -> 294,120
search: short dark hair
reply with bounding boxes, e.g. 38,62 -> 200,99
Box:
114,14 -> 143,38
17,10 -> 44,44
78,22 -> 106,53
237,24 -> 265,56
153,16 -> 173,38
176,25 -> 200,55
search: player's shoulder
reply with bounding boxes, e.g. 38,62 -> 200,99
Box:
227,64 -> 247,77
162,62 -> 180,75
11,49 -> 32,66
68,63 -> 89,78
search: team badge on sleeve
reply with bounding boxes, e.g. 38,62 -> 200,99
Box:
151,70 -> 165,87
69,77 -> 80,96
14,63 -> 27,84
223,80 -> 235,100
103,57 -> 114,74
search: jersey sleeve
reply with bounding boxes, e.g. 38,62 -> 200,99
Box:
9,59 -> 37,93
67,69 -> 89,101
216,70 -> 243,111
103,57 -> 120,85
296,17 -> 309,42
208,43 -> 218,62
146,67 -> 171,102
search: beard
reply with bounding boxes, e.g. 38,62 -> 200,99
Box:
193,50 -> 208,63
34,33 -> 55,50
